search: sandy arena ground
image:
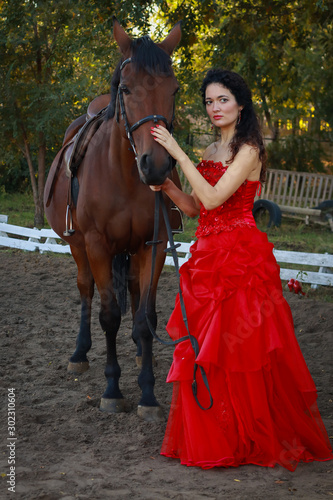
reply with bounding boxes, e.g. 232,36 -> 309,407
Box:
0,250 -> 332,499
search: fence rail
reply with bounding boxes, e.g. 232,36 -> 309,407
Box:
164,241 -> 332,287
1,220 -> 331,287
0,221 -> 71,254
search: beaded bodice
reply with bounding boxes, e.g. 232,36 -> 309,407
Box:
195,160 -> 260,238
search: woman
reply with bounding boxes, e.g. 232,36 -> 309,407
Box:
150,69 -> 333,470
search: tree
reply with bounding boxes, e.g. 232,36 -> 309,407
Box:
0,0 -> 161,226
1,0 -> 332,220
173,0 -> 333,172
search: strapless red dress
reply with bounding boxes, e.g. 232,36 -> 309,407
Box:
160,160 -> 333,470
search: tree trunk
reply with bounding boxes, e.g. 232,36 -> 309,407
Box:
21,126 -> 46,228
34,201 -> 44,228
30,23 -> 45,228
35,131 -> 46,228
22,135 -> 38,209
258,85 -> 279,140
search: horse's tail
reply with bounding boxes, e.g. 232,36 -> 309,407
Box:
112,253 -> 130,315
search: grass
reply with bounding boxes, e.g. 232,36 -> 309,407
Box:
1,190 -> 333,301
0,191 -> 42,228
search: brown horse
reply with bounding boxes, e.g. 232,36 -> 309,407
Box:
44,19 -> 182,422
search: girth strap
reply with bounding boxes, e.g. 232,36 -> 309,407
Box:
145,191 -> 213,411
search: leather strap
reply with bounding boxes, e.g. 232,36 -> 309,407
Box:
145,191 -> 213,410
116,57 -> 176,162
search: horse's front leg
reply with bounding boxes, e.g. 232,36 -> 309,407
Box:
68,246 -> 94,374
133,247 -> 165,422
99,287 -> 129,412
87,246 -> 129,413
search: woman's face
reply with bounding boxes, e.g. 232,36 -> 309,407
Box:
205,83 -> 242,129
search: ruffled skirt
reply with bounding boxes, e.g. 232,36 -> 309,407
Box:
161,227 -> 333,470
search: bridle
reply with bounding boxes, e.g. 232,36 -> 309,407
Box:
116,57 -> 175,162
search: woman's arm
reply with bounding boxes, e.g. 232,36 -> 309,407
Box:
151,126 -> 261,210
150,178 -> 201,217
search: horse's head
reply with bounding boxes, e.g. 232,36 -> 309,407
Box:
113,18 -> 181,185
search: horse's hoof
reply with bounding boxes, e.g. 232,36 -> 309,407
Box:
100,398 -> 131,413
135,355 -> 157,368
67,361 -> 89,374
137,405 -> 165,423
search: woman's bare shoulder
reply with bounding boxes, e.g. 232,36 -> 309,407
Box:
240,143 -> 262,159
235,144 -> 261,180
202,142 -> 219,160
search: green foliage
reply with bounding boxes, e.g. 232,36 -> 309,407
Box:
0,158 -> 30,193
0,0 -> 165,221
266,135 -> 328,172
168,0 -> 333,172
0,0 -> 332,212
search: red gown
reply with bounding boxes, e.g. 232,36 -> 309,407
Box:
161,160 -> 333,470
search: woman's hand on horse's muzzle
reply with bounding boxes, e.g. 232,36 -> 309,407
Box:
151,126 -> 185,163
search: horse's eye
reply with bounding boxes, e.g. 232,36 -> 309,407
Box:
120,85 -> 130,95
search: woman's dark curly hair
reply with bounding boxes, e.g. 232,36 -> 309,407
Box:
200,69 -> 267,182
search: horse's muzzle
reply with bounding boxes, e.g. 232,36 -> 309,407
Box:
138,154 -> 173,185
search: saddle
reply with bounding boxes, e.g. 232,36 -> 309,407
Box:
64,94 -> 111,178
44,95 -> 111,234
87,94 -> 111,120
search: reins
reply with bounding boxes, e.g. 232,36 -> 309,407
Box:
145,191 -> 213,411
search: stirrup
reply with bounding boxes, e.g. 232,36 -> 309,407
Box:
63,204 -> 75,236
171,205 -> 184,234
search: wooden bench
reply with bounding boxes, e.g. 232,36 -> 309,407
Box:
165,241 -> 333,287
258,168 -> 333,229
178,167 -> 333,229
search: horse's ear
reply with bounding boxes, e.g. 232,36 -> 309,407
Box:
113,17 -> 132,55
158,21 -> 182,55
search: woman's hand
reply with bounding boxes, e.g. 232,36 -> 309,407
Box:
149,176 -> 201,217
151,126 -> 187,163
149,178 -> 171,192
149,184 -> 163,192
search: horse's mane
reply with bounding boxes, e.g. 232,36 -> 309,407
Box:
106,35 -> 172,120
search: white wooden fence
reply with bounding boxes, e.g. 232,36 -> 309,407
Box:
0,218 -> 332,287
164,241 -> 333,287
0,217 -> 70,254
